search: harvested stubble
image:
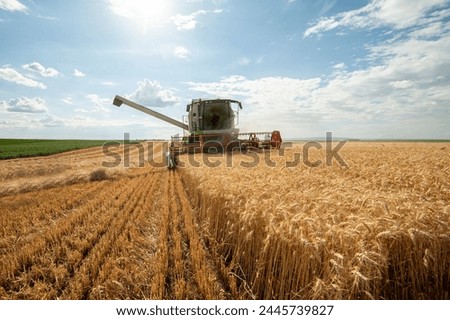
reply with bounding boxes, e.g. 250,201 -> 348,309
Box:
0,143 -> 161,196
0,141 -> 230,299
180,142 -> 450,299
0,173 -> 161,299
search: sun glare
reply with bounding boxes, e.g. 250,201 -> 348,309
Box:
109,0 -> 172,31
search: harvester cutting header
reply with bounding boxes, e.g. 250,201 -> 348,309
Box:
113,95 -> 282,169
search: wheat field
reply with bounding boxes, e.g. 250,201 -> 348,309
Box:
181,142 -> 450,299
0,141 -> 449,299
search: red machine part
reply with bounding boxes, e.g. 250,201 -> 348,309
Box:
271,130 -> 282,149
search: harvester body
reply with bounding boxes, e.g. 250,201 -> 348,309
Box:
113,95 -> 282,169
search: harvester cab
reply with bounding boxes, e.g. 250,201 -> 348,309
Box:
113,95 -> 282,169
186,98 -> 241,133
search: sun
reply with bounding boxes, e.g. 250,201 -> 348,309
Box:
109,0 -> 172,31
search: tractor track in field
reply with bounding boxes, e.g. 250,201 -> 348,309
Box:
149,170 -> 230,299
160,171 -> 229,299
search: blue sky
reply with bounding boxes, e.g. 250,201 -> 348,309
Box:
1,0 -> 449,140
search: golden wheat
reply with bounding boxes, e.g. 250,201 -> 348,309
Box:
180,142 -> 450,299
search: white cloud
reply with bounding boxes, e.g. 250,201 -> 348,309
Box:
296,0 -> 450,138
0,0 -> 27,12
372,0 -> 447,28
409,18 -> 450,39
23,62 -> 61,78
390,80 -> 414,89
188,75 -> 320,100
0,67 -> 46,88
61,98 -> 73,105
333,62 -> 346,69
171,10 -> 206,30
0,100 -> 7,111
40,113 -> 64,127
3,97 -> 48,113
187,28 -> 450,138
174,46 -> 190,59
301,31 -> 450,122
73,69 -> 86,77
126,79 -> 179,107
304,0 -> 450,38
187,75 -> 322,132
86,94 -> 111,112
170,9 -> 222,31
304,18 -> 340,38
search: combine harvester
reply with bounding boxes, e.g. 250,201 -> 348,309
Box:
113,95 -> 282,169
